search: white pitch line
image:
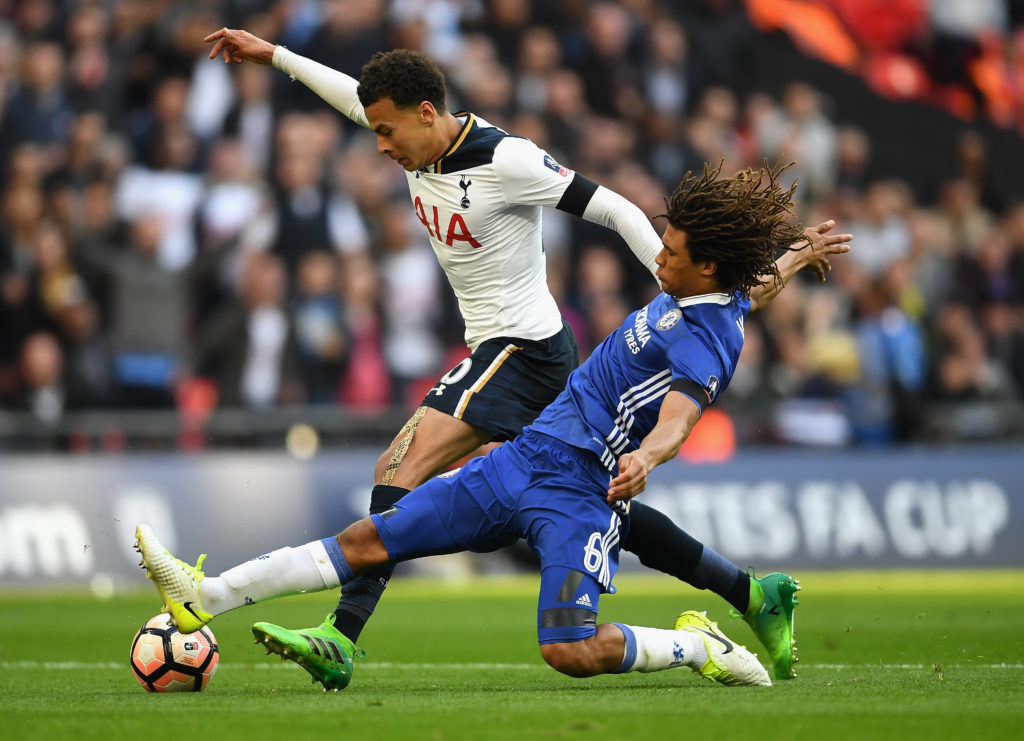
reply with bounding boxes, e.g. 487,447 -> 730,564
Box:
814,662 -> 1024,670
0,661 -> 545,671
3,661 -> 1023,671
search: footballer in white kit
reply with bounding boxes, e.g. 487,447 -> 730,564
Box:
273,45 -> 663,439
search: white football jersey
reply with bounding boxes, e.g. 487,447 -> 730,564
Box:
403,113 -> 574,349
273,48 -> 662,349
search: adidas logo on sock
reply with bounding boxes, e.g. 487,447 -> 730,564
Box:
575,593 -> 593,608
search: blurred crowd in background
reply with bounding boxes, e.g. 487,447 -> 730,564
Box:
1,0 -> 1023,452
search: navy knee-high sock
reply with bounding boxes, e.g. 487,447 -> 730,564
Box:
623,501 -> 750,615
333,484 -> 409,642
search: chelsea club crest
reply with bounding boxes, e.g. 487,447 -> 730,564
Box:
656,308 -> 682,330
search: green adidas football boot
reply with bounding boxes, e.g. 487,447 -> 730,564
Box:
732,571 -> 800,680
252,614 -> 361,691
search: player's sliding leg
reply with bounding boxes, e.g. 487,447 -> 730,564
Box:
535,567 -> 770,686
670,610 -> 772,686
136,520 -> 380,690
527,470 -> 772,688
135,523 -> 358,634
506,434 -> 769,687
138,490 -> 465,691
623,502 -> 800,679
135,524 -> 214,634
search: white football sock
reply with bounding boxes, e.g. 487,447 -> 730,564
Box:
199,540 -> 341,616
612,623 -> 709,673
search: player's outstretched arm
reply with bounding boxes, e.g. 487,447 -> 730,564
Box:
205,27 -> 369,128
205,28 -> 277,65
607,391 -> 701,502
578,185 -> 663,281
748,219 -> 852,312
494,141 -> 662,277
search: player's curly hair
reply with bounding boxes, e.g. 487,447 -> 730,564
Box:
663,160 -> 805,298
357,49 -> 447,112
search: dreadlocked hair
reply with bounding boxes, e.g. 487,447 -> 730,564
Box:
357,49 -> 447,112
663,160 -> 805,298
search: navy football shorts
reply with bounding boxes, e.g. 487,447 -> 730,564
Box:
419,320 -> 578,442
371,428 -> 619,644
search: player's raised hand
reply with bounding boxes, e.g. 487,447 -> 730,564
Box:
204,28 -> 276,65
801,219 -> 852,282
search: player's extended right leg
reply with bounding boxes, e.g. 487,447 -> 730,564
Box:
134,524 -> 213,634
734,571 -> 800,679
252,615 -> 359,692
674,610 -> 772,686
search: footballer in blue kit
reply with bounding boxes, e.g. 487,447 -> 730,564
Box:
136,160 -> 852,688
372,287 -> 749,645
530,290 -> 748,472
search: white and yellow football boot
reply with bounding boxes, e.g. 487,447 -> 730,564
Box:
135,524 -> 213,634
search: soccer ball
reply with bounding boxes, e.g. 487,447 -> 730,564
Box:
129,613 -> 219,692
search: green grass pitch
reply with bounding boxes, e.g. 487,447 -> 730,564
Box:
2,570 -> 1022,740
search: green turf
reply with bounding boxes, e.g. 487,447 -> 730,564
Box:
2,571 -> 1022,740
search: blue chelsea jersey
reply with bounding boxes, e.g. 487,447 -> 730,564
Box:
530,291 -> 750,471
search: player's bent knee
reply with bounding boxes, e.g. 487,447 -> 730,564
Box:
337,518 -> 389,571
539,642 -> 599,678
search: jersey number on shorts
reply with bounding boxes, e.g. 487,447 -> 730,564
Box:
582,513 -> 620,589
429,358 -> 473,396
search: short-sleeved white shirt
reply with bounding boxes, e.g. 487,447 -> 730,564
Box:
272,47 -> 660,349
403,113 -> 573,349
